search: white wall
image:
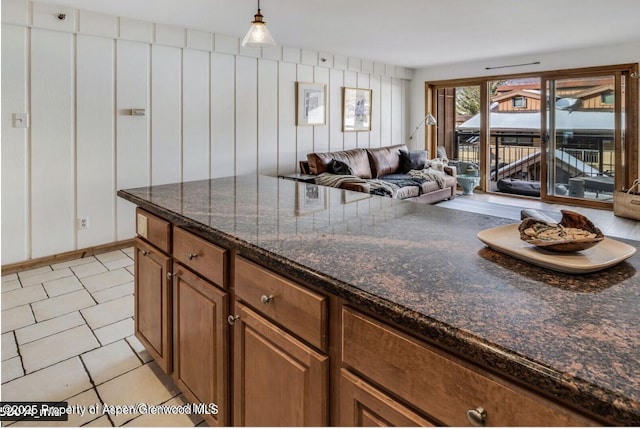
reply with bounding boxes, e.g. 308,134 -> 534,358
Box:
410,41 -> 640,168
1,0 -> 413,264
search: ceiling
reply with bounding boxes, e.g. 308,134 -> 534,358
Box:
36,0 -> 640,69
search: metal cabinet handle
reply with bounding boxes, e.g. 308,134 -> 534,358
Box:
187,252 -> 198,260
227,315 -> 240,325
167,272 -> 173,280
260,294 -> 274,304
141,250 -> 150,256
467,407 -> 487,427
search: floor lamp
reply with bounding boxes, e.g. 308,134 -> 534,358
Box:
409,113 -> 437,151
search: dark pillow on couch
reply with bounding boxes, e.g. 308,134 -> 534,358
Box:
328,159 -> 353,175
398,150 -> 428,173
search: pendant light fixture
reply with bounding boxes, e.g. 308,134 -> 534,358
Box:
241,0 -> 276,48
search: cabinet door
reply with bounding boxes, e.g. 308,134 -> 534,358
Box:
340,369 -> 435,427
134,237 -> 172,374
173,264 -> 229,426
233,303 -> 328,426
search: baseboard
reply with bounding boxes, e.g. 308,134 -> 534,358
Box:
1,239 -> 135,276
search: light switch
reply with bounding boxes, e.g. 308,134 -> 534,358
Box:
13,113 -> 29,128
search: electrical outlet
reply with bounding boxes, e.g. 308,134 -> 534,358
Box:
78,217 -> 89,230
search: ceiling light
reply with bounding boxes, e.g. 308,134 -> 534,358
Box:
241,0 -> 276,48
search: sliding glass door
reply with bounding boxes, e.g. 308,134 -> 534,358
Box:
543,75 -> 621,204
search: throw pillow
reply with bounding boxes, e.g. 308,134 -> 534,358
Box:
328,159 -> 353,175
398,150 -> 428,173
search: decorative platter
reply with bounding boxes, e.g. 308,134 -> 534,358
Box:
477,223 -> 636,274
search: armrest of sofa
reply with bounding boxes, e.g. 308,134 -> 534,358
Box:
444,165 -> 457,178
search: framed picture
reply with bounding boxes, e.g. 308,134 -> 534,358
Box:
295,182 -> 327,216
343,87 -> 372,132
296,82 -> 326,126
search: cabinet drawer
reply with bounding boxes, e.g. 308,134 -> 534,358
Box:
234,256 -> 327,351
342,308 -> 597,427
173,227 -> 227,288
136,208 -> 171,253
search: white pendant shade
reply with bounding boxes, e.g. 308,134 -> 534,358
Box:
241,8 -> 276,47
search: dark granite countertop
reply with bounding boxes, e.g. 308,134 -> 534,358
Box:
118,174 -> 640,425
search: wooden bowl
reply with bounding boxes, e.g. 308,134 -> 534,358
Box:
519,210 -> 604,253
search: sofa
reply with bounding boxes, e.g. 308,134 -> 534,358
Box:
304,144 -> 457,204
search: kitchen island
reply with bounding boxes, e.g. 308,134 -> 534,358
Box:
118,174 -> 640,426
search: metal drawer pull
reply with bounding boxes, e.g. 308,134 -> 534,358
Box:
187,252 -> 198,260
227,315 -> 240,325
260,294 -> 274,304
467,407 -> 487,427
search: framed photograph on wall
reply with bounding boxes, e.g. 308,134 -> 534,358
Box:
296,82 -> 326,126
343,87 -> 372,131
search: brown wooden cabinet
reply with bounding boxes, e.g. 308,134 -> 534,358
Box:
232,302 -> 328,426
134,237 -> 172,374
172,264 -> 229,426
339,369 -> 435,427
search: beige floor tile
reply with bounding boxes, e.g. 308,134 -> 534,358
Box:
1,284 -> 48,310
123,395 -> 203,427
96,364 -> 179,426
1,357 -> 92,402
43,275 -> 84,297
103,257 -> 134,271
71,261 -> 108,278
2,332 -> 18,360
81,295 -> 133,330
96,250 -> 129,264
94,318 -> 135,346
20,268 -> 73,287
10,388 -> 102,427
31,289 -> 96,322
81,339 -> 141,385
2,279 -> 22,292
21,324 -> 100,373
50,256 -> 97,270
126,335 -> 153,364
81,269 -> 134,294
125,266 -> 135,275
1,356 -> 24,383
122,246 -> 134,256
15,311 -> 86,345
17,266 -> 52,279
83,415 -> 113,427
2,273 -> 18,282
2,305 -> 35,333
92,282 -> 134,304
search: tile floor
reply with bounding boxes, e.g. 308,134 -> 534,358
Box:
0,248 -> 205,427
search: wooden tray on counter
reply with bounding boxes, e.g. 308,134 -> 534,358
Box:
477,223 -> 636,274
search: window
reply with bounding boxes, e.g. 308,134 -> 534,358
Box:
601,91 -> 614,104
512,96 -> 527,108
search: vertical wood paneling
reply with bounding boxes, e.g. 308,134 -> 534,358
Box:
183,48 -> 211,182
211,52 -> 235,178
1,25 -> 29,264
278,62 -> 297,174
370,74 -> 382,148
30,29 -> 74,258
391,78 -> 402,146
116,40 -> 150,240
329,69 -> 344,152
343,71 -> 358,149
76,34 -> 115,248
258,59 -> 279,176
313,67 -> 330,154
380,76 -> 392,147
235,56 -> 258,176
296,65 -> 314,164
2,13 -> 413,264
151,44 -> 182,185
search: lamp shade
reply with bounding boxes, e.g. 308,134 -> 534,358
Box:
241,9 -> 276,47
